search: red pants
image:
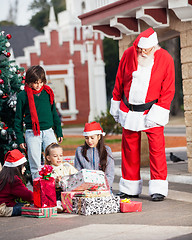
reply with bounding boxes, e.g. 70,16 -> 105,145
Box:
122,127 -> 167,181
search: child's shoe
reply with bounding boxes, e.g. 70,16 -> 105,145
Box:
57,200 -> 64,213
0,203 -> 13,217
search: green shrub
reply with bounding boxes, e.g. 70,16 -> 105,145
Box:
95,110 -> 122,135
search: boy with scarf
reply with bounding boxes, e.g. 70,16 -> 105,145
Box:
15,65 -> 63,180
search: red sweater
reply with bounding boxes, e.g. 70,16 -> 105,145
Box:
0,176 -> 33,207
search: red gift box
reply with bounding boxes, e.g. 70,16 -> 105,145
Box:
120,200 -> 142,213
33,177 -> 57,208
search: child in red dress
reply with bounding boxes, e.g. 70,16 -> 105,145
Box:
0,149 -> 33,216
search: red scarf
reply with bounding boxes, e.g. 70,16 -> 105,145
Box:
25,84 -> 54,136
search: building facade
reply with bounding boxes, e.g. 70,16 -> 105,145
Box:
15,0 -> 107,124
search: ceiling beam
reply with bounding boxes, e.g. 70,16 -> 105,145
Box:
93,25 -> 122,40
110,17 -> 140,35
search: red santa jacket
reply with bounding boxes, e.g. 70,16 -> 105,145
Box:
110,46 -> 175,131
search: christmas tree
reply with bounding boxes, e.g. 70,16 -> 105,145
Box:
0,30 -> 25,165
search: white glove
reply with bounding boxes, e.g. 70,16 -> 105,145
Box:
113,115 -> 119,122
145,119 -> 157,128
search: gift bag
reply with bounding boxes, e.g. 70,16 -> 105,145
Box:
33,165 -> 57,208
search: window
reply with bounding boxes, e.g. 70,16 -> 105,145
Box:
61,86 -> 69,110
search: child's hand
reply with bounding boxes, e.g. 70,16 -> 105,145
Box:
23,203 -> 31,207
20,143 -> 26,150
58,137 -> 63,143
56,176 -> 62,183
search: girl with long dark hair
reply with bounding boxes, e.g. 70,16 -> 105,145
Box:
0,150 -> 33,216
74,122 -> 114,191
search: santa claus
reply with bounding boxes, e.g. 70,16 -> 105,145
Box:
110,28 -> 175,201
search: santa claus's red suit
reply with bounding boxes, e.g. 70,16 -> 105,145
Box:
110,28 -> 175,199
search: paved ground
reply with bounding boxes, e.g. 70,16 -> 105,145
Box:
1,117 -> 192,240
0,157 -> 191,240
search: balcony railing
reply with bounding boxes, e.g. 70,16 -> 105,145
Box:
85,0 -> 119,13
94,0 -> 118,9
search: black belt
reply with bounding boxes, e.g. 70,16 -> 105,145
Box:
122,94 -> 158,112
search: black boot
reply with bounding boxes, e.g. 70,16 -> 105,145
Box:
116,192 -> 139,199
151,193 -> 165,201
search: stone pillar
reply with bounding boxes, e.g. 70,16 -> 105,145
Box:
119,34 -> 136,58
168,10 -> 192,173
119,34 -> 150,167
86,40 -> 96,122
94,45 -> 107,116
180,30 -> 192,172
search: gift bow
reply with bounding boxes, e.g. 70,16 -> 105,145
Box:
39,165 -> 53,180
121,198 -> 131,203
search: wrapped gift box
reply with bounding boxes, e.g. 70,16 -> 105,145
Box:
61,190 -> 111,213
21,206 -> 57,218
73,195 -> 120,216
81,190 -> 111,198
33,177 -> 57,208
61,191 -> 84,213
120,200 -> 142,213
66,169 -> 108,191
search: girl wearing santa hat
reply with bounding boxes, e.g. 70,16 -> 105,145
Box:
74,121 -> 115,191
0,149 -> 33,216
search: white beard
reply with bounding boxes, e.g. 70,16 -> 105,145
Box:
137,45 -> 160,67
138,53 -> 154,67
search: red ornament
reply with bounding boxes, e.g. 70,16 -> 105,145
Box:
22,76 -> 26,80
2,95 -> 8,99
3,123 -> 8,130
0,70 -> 2,74
0,79 -> 4,84
6,34 -> 12,40
2,51 -> 11,57
21,80 -> 25,84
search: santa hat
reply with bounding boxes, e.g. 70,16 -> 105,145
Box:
134,28 -> 158,49
83,121 -> 106,136
4,149 -> 27,167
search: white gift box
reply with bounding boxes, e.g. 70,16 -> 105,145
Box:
65,169 -> 108,191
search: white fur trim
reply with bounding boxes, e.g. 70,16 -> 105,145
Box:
110,98 -> 120,116
147,104 -> 170,126
118,108 -> 161,131
83,130 -> 105,136
149,179 -> 168,196
129,63 -> 153,104
119,177 -> 143,195
138,32 -> 158,49
4,157 -> 27,167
